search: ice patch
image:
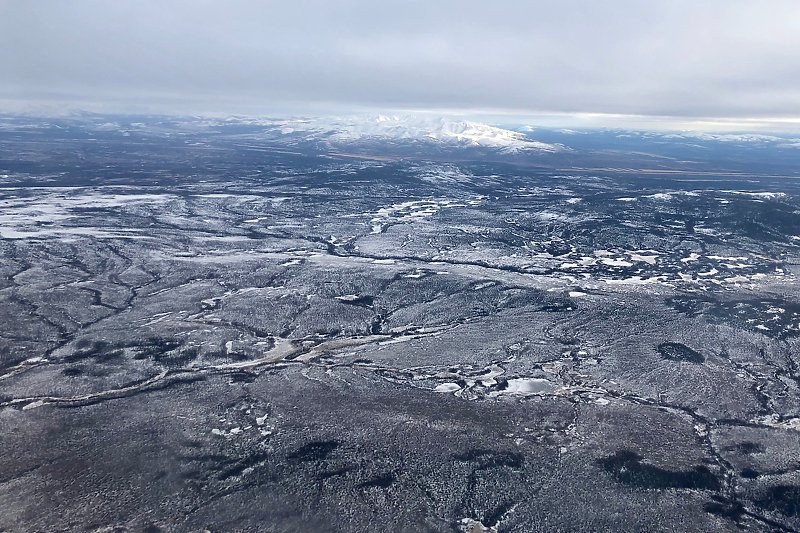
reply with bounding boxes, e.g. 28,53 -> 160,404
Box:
22,400 -> 46,411
491,378 -> 556,397
434,383 -> 462,393
605,276 -> 665,285
460,517 -> 498,533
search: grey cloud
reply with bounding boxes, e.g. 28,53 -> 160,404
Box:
2,0 -> 800,121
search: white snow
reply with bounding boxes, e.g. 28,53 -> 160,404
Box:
629,253 -> 659,265
600,258 -> 634,267
722,191 -> 787,199
751,415 -> 800,431
723,275 -> 751,284
0,191 -> 176,240
645,193 -> 674,201
335,294 -> 362,302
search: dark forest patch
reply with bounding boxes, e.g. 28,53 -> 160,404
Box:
657,342 -> 705,364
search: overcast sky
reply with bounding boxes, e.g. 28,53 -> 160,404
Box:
2,0 -> 800,130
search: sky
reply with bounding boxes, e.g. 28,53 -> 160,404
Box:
2,0 -> 800,131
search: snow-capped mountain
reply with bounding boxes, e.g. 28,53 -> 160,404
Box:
607,129 -> 800,147
267,115 -> 564,153
661,132 -> 792,143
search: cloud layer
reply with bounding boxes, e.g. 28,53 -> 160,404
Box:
2,0 -> 800,122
